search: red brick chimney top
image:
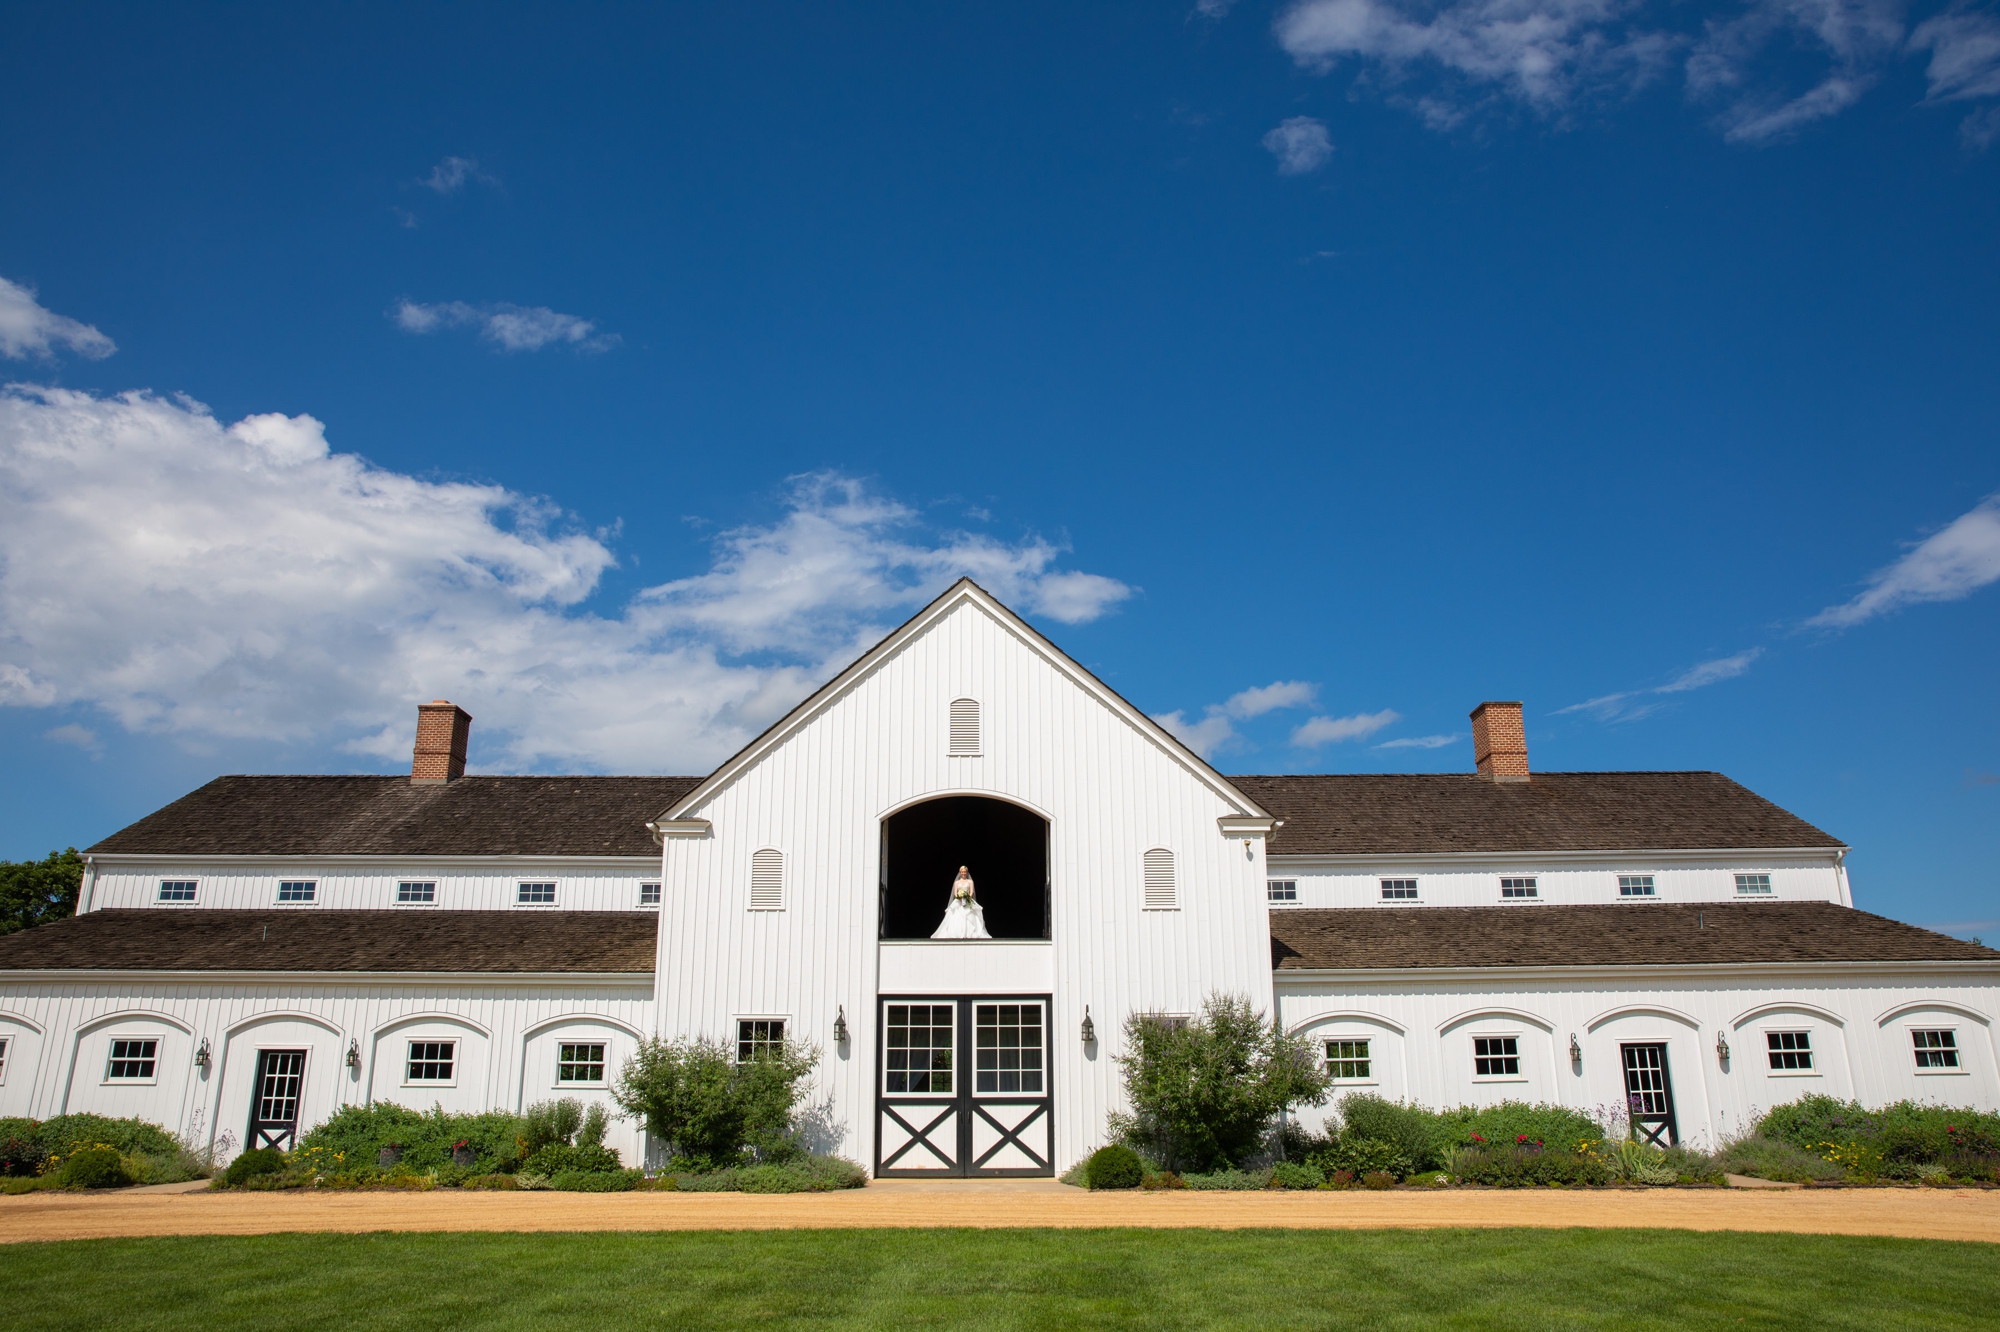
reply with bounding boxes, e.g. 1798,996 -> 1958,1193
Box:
1469,701 -> 1529,783
412,700 -> 472,784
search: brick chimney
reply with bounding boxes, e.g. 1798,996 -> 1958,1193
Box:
1470,701 -> 1529,783
412,700 -> 472,784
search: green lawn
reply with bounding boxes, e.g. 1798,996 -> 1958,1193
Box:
3,1227 -> 1995,1330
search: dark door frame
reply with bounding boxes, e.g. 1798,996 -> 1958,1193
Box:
1620,1042 -> 1678,1147
875,994 -> 1053,1178
247,1048 -> 308,1151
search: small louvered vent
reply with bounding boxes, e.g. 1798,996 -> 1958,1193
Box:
1143,848 -> 1177,911
749,848 -> 785,911
949,698 -> 980,756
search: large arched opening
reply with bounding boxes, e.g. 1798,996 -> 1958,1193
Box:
880,795 -> 1049,940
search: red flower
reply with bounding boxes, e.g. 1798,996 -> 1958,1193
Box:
1470,1133 -> 1486,1143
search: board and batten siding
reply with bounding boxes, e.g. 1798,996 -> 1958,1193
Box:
0,979 -> 653,1164
656,593 -> 1276,1174
1264,854 -> 1849,911
82,859 -> 664,913
1275,967 -> 2000,1146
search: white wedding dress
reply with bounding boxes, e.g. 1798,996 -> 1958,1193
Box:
931,878 -> 991,939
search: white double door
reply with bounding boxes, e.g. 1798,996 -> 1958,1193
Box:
875,994 -> 1053,1177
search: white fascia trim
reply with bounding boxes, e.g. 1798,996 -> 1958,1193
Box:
1267,847 -> 1848,871
1272,959 -> 2000,985
0,969 -> 654,987
1219,817 -> 1278,836
659,579 -> 1271,825
85,854 -> 660,871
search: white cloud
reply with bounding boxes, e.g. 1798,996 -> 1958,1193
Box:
1911,6 -> 2000,99
1809,492 -> 2000,628
1263,116 -> 1335,174
0,277 -> 117,361
1151,680 -> 1321,758
44,723 -> 101,755
1376,732 -> 1461,749
1961,102 -> 2000,146
393,299 -> 619,353
1557,648 -> 1762,721
1195,0 -> 1243,15
1153,710 -> 1241,759
0,387 -> 1131,773
421,156 -> 496,194
1292,709 -> 1400,747
1222,680 -> 1320,719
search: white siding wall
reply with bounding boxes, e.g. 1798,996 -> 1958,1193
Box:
0,979 -> 653,1165
1276,967 -> 2000,1146
1266,854 -> 1847,911
657,596 -> 1276,1175
84,859 -> 663,913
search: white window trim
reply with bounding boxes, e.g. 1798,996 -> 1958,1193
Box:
1470,1033 -> 1527,1082
0,1035 -> 11,1086
395,881 -> 439,907
734,1015 -> 792,1066
1910,1028 -> 1967,1075
1762,1028 -> 1819,1076
1322,1036 -> 1377,1085
638,882 -> 662,908
274,880 -> 319,907
1267,879 -> 1299,902
402,1039 -> 459,1088
553,1040 -> 610,1088
515,881 -> 560,908
155,879 -> 200,906
103,1034 -> 162,1085
1379,879 -> 1420,903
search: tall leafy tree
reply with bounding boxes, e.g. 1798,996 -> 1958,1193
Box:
0,847 -> 84,935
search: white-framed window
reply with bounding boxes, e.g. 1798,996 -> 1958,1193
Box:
405,1040 -> 456,1084
1267,879 -> 1297,902
974,1001 -> 1045,1094
737,1019 -> 786,1064
948,697 -> 981,756
749,849 -> 785,911
1473,1035 -> 1521,1077
1619,875 -> 1655,897
1500,877 -> 1537,899
1766,1030 -> 1813,1071
397,881 -> 436,904
1143,848 -> 1177,910
157,880 -> 197,903
1913,1030 -> 1962,1071
1380,879 -> 1418,901
1736,873 -> 1773,896
517,881 -> 557,906
638,882 -> 662,906
105,1037 -> 159,1082
1325,1039 -> 1371,1080
557,1042 -> 607,1084
277,880 -> 316,903
883,1004 -> 953,1095
0,1035 -> 11,1085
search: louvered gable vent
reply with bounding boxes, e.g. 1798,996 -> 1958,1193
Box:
1143,848 -> 1177,911
948,697 -> 980,756
749,848 -> 785,911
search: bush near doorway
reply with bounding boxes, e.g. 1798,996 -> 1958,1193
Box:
1083,1144 -> 1144,1189
610,1034 -> 819,1171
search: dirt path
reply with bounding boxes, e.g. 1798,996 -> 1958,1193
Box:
3,1183 -> 1997,1244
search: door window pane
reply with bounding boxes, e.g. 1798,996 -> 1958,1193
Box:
884,1003 -> 955,1094
974,1003 -> 1044,1094
257,1052 -> 306,1123
1622,1045 -> 1670,1114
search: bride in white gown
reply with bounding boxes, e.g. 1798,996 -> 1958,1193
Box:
931,865 -> 991,939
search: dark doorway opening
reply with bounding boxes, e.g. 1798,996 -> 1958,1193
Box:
881,796 -> 1049,939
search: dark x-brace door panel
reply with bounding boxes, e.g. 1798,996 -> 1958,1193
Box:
876,995 -> 1053,1177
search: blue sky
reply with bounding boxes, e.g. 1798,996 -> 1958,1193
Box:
1,2 -> 1995,933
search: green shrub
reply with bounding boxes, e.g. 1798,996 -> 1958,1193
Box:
222,1147 -> 287,1187
1940,1152 -> 2000,1184
1108,994 -> 1332,1173
56,1145 -> 135,1189
1327,1095 -> 1604,1174
521,1099 -> 586,1157
1,1125 -> 47,1178
549,1168 -> 643,1192
612,1034 -> 819,1168
1084,1144 -> 1145,1190
296,1102 -> 527,1174
1181,1167 -> 1272,1190
1312,1136 -> 1413,1181
663,1152 -> 866,1193
35,1113 -> 180,1159
1449,1146 -> 1607,1187
1714,1133 -> 1846,1183
1269,1160 -> 1325,1190
1361,1170 -> 1397,1190
523,1143 -> 622,1176
1460,1102 -> 1603,1153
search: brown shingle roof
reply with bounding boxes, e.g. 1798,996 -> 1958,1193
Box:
1233,772 -> 1843,856
87,775 -> 701,858
1269,902 -> 1997,970
0,909 -> 658,973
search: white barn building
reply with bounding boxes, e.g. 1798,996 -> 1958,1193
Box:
2,580 -> 1994,1173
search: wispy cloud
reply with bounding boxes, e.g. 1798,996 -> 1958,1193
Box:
421,155 -> 497,194
1154,680 -> 1320,758
1153,710 -> 1241,759
1810,492 -> 2000,628
1377,732 -> 1460,749
0,277 -> 116,361
1910,7 -> 2000,102
1263,116 -> 1334,174
1925,917 -> 1998,938
393,299 -> 620,353
1292,709 -> 1400,747
43,723 -> 102,756
1558,649 -> 1763,722
1965,768 -> 2000,787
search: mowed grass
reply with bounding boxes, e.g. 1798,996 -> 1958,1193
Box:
3,1227 -> 1997,1330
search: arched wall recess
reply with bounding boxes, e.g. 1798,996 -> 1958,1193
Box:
877,788 -> 1056,823
0,1010 -> 45,1034
76,1009 -> 194,1037
1730,1002 -> 1846,1031
224,1011 -> 343,1038
1438,1007 -> 1555,1035
522,1013 -> 647,1042
371,1012 -> 493,1039
1874,1000 -> 1993,1028
1288,1010 -> 1406,1037
1584,1005 -> 1701,1034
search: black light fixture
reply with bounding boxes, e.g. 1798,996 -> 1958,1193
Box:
346,1038 -> 361,1069
1568,1033 -> 1581,1064
834,1005 -> 850,1044
193,1037 -> 211,1070
1080,1005 -> 1096,1045
1715,1030 -> 1731,1065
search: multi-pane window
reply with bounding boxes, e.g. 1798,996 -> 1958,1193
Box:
1474,1036 -> 1521,1077
884,1004 -> 954,1094
1381,879 -> 1418,900
1766,1031 -> 1813,1070
737,1019 -> 786,1064
397,881 -> 436,903
639,882 -> 662,906
1735,874 -> 1773,896
1619,875 -> 1656,897
517,882 -> 557,905
558,1042 -> 607,1083
277,880 -> 316,902
1500,877 -> 1538,899
0,1036 -> 8,1083
1325,1039 -> 1371,1080
1913,1030 -> 1961,1069
406,1041 -> 455,1082
107,1038 -> 158,1080
1267,879 -> 1297,902
158,880 -> 197,902
974,1003 -> 1044,1094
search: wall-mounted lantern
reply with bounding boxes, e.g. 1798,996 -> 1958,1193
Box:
1715,1030 -> 1731,1067
1080,1005 -> 1096,1046
346,1038 -> 361,1070
1568,1034 -> 1581,1065
194,1037 -> 211,1070
833,1006 -> 850,1045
